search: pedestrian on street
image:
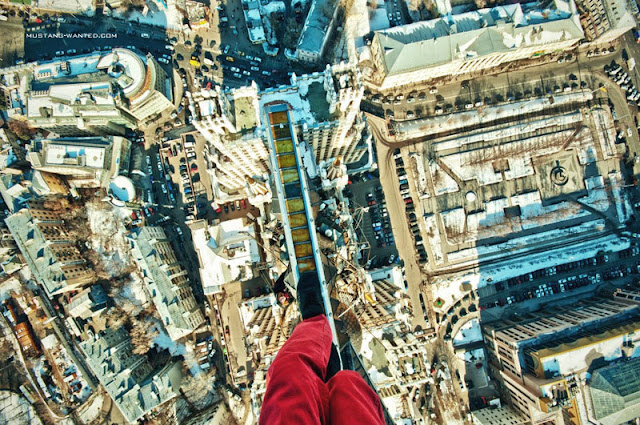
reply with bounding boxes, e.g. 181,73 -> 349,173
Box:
259,273 -> 385,425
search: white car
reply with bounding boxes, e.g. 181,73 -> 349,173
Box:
242,70 -> 251,76
251,66 -> 260,71
157,57 -> 170,64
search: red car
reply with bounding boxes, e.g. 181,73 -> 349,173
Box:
240,199 -> 247,209
131,211 -> 138,220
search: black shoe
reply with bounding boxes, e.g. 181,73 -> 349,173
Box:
297,272 -> 325,320
325,343 -> 342,381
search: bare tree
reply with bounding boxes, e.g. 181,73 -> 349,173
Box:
105,306 -> 129,329
7,119 -> 36,140
129,317 -> 158,355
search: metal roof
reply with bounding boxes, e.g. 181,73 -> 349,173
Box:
375,2 -> 584,75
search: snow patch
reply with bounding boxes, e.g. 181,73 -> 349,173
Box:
453,318 -> 482,346
153,325 -> 187,356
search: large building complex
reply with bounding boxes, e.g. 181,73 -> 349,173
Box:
0,48 -> 173,136
483,293 -> 640,423
79,328 -> 181,424
396,91 -> 631,280
368,0 -> 584,90
128,226 -> 204,341
5,200 -> 95,297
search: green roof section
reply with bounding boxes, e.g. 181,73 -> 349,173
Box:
590,357 -> 640,425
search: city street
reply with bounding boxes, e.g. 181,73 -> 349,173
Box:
376,139 -> 432,331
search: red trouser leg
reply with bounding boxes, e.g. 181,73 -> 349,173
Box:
327,371 -> 386,425
259,315 -> 333,425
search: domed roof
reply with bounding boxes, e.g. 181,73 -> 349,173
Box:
109,175 -> 136,202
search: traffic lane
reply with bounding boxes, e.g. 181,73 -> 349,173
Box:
218,54 -> 280,80
376,141 -> 431,330
24,26 -> 170,60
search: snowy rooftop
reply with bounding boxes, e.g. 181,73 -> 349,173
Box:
32,49 -> 147,97
527,319 -> 640,379
375,1 -> 583,74
191,219 -> 260,293
297,0 -> 337,54
404,93 -> 632,289
259,73 -> 334,127
22,48 -> 157,123
42,141 -> 107,169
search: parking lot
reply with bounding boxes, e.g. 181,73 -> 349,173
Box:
362,47 -> 624,122
346,172 -> 399,267
475,247 -> 640,322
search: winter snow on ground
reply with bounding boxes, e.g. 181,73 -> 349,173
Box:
452,318 -> 482,346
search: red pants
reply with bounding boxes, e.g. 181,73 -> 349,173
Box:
259,315 -> 385,425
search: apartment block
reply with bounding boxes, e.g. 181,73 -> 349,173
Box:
483,294 -> 640,422
577,0 -> 637,42
80,328 -> 180,424
296,0 -> 339,63
5,201 -> 94,297
128,226 -> 204,341
27,136 -> 131,188
190,218 -> 261,295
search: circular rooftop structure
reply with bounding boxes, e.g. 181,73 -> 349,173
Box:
99,49 -> 148,98
550,163 -> 569,186
109,176 -> 136,202
466,191 -> 477,202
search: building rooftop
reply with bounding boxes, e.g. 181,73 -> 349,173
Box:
191,218 -> 261,295
375,0 -> 583,75
79,328 -> 179,423
590,357 -> 640,425
128,226 -> 204,341
5,207 -> 94,296
400,93 -> 630,278
297,0 -> 337,55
